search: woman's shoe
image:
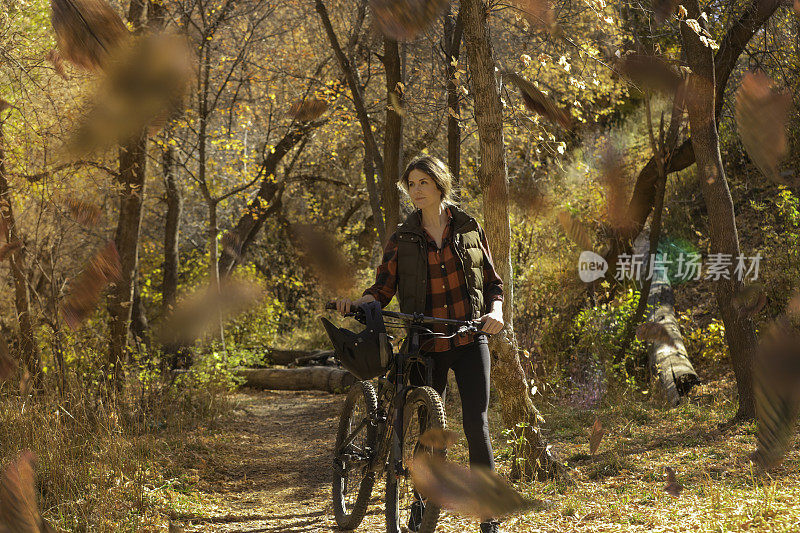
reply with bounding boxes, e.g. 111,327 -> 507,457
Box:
479,519 -> 501,533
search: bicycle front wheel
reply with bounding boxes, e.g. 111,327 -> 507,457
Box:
385,386 -> 446,533
333,380 -> 378,530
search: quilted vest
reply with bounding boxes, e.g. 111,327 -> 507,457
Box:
395,204 -> 485,319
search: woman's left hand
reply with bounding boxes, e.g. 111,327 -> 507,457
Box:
478,308 -> 504,335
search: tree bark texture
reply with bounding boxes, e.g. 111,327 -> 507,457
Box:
0,120 -> 41,379
382,36 -> 402,241
315,0 -> 386,245
162,143 -> 181,313
460,0 -> 564,480
108,129 -> 148,383
444,10 -> 463,188
680,0 -> 757,419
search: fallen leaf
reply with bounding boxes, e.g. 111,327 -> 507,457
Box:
65,198 -> 103,226
0,99 -> 11,113
502,71 -> 572,129
0,451 -> 41,533
511,0 -> 555,29
589,418 -> 604,455
418,428 -> 458,450
388,92 -> 405,117
732,283 -> 767,317
653,0 -> 681,23
46,49 -> 70,80
662,466 -> 683,497
288,97 -> 328,122
0,241 -> 22,261
599,148 -> 633,233
556,210 -> 592,251
751,318 -> 800,469
735,72 -> 792,184
64,33 -> 194,158
636,321 -> 675,346
409,453 -> 550,519
0,334 -> 15,384
60,241 -> 122,329
618,53 -> 684,95
290,224 -> 356,294
50,0 -> 130,72
369,0 -> 449,41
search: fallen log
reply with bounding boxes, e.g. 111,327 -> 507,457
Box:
237,366 -> 355,393
266,348 -> 334,365
633,231 -> 700,405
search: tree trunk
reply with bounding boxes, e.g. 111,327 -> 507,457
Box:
108,129 -> 148,385
382,36 -> 402,241
444,9 -> 463,188
238,366 -> 355,393
218,123 -> 316,277
0,120 -> 41,380
162,142 -> 181,313
680,0 -> 757,420
315,0 -> 386,245
610,0 -> 781,256
460,0 -> 564,480
131,273 -> 151,353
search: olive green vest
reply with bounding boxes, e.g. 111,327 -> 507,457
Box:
395,204 -> 485,319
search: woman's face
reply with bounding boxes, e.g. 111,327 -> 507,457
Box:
407,169 -> 442,211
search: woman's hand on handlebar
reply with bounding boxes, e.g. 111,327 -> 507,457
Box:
334,294 -> 376,316
477,303 -> 504,335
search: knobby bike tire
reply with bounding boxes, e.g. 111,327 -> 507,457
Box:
332,380 -> 378,530
385,386 -> 447,533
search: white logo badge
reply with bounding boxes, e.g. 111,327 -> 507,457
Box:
578,251 -> 608,283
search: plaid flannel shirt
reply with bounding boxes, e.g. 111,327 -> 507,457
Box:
363,207 -> 504,352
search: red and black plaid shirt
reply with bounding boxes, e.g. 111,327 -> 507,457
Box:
363,207 -> 503,352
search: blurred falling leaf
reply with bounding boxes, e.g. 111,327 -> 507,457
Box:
653,0 -> 681,23
636,321 -> 675,346
369,0 -> 449,41
60,241 -> 122,329
168,523 -> 185,533
220,232 -> 242,262
509,178 -> 551,216
556,211 -> 592,251
618,53 -> 683,95
752,318 -> 800,470
0,99 -> 11,114
662,466 -> 683,497
288,97 -> 328,122
157,278 -> 264,345
512,0 -> 555,29
787,293 -> 800,317
388,92 -> 405,117
0,334 -> 15,384
502,71 -> 572,129
409,453 -> 549,519
599,148 -> 632,233
418,428 -> 458,450
795,0 -> 800,15
65,198 -> 102,226
589,418 -> 604,455
50,0 -> 130,72
46,49 -> 70,80
64,33 -> 194,159
732,283 -> 767,317
0,241 -> 22,261
735,72 -> 792,184
0,451 -> 43,533
290,224 -> 355,293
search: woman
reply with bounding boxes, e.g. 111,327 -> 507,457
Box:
336,155 -> 505,533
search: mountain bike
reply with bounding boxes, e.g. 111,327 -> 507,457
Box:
322,301 -> 490,533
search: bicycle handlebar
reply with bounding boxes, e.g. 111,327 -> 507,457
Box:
324,301 -> 494,336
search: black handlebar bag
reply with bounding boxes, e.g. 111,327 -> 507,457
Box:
320,300 -> 393,380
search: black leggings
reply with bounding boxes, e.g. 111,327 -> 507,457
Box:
409,339 -> 495,470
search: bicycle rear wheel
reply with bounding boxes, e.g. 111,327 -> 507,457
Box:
333,380 -> 378,530
385,386 -> 446,533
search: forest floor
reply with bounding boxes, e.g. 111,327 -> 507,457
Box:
153,375 -> 800,533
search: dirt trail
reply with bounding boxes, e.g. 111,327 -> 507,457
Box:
172,389 -> 386,533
